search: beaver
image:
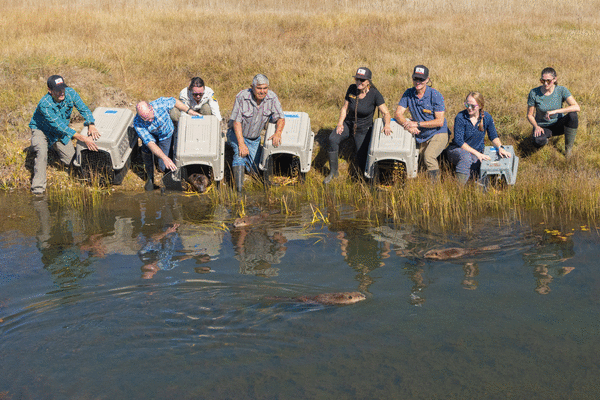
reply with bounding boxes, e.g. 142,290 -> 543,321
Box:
233,212 -> 271,228
424,245 -> 500,260
266,291 -> 366,305
185,173 -> 210,193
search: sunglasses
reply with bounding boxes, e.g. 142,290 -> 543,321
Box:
192,92 -> 205,97
413,77 -> 426,82
540,78 -> 554,84
464,103 -> 478,110
355,78 -> 367,82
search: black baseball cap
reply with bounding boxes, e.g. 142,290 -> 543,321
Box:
412,65 -> 429,80
353,67 -> 372,80
47,75 -> 68,91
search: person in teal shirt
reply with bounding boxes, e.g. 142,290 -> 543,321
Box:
527,67 -> 580,157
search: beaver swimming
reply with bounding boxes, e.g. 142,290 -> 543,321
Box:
424,245 -> 500,260
266,291 -> 366,305
233,212 -> 271,228
185,173 -> 210,193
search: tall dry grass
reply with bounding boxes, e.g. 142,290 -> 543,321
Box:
1,0 -> 600,223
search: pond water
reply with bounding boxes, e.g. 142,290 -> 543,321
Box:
1,191 -> 599,399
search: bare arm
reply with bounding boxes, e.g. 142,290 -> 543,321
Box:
233,120 -> 249,158
73,132 -> 99,151
547,95 -> 580,118
527,105 -> 544,137
267,118 -> 285,147
378,103 -> 392,136
147,141 -> 176,171
175,99 -> 200,116
335,100 -> 350,134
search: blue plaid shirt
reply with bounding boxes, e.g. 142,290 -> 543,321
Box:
133,97 -> 176,146
29,87 -> 95,147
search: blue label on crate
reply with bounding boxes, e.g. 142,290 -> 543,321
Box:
284,114 -> 299,118
104,110 -> 118,114
191,116 -> 204,119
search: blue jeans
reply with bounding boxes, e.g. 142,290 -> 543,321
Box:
227,129 -> 262,173
141,135 -> 173,172
447,146 -> 480,176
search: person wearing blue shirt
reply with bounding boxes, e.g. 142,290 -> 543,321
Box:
133,97 -> 200,191
394,65 -> 449,181
29,75 -> 100,195
447,92 -> 511,184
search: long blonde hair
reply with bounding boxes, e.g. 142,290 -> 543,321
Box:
466,91 -> 485,132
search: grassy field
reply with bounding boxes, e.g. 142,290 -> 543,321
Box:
1,0 -> 600,224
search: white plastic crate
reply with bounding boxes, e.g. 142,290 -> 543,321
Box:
480,145 -> 519,185
174,114 -> 225,181
259,112 -> 314,175
73,107 -> 136,185
364,118 -> 418,180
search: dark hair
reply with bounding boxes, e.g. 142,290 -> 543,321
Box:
188,77 -> 205,91
541,67 -> 557,78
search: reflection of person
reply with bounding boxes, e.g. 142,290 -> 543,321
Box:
323,67 -> 392,184
394,65 -> 449,181
527,67 -> 580,156
227,74 -> 285,192
232,226 -> 287,277
29,75 -> 100,195
138,224 -> 185,279
171,77 -> 222,122
134,98 -> 201,191
446,92 -> 511,184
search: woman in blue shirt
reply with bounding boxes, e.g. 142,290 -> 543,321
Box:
394,65 -> 448,181
447,92 -> 511,184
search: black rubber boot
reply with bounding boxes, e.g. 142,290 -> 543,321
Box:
564,127 -> 577,158
323,151 -> 339,184
142,152 -> 155,191
233,165 -> 245,193
456,172 -> 469,185
428,169 -> 441,183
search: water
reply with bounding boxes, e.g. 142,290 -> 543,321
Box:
1,191 -> 599,399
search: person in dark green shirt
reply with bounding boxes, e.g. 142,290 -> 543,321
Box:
527,67 -> 580,157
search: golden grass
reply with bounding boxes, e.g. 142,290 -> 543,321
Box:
1,0 -> 600,225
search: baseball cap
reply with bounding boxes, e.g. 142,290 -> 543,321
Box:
412,65 -> 429,80
47,75 -> 68,91
353,67 -> 372,80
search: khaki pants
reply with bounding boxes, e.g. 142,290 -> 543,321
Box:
417,132 -> 448,171
31,129 -> 75,193
169,103 -> 212,122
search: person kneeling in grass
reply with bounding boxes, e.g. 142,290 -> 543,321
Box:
446,92 -> 511,185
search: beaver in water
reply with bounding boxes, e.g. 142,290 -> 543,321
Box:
424,245 -> 500,260
266,291 -> 366,305
185,173 -> 210,193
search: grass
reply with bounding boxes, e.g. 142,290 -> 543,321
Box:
1,0 -> 600,226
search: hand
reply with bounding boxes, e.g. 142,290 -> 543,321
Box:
383,125 -> 392,136
498,147 -> 512,158
544,111 -> 554,120
87,125 -> 101,140
268,132 -> 282,147
188,109 -> 201,116
476,152 -> 491,162
162,157 -> 177,171
408,127 -> 420,136
238,143 -> 249,158
335,124 -> 344,135
533,126 -> 544,137
82,136 -> 98,151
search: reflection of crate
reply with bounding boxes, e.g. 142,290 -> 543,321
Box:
480,145 -> 519,185
259,112 -> 314,179
365,118 -> 418,180
174,114 -> 224,182
74,107 -> 136,185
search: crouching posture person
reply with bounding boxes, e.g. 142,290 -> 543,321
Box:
227,74 -> 285,192
446,92 -> 511,185
134,98 -> 200,191
527,67 -> 580,157
29,75 -> 100,195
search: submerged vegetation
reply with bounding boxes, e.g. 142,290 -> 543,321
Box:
0,0 -> 599,226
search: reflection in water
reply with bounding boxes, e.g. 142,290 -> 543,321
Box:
232,225 -> 287,277
522,231 -> 576,295
462,262 -> 479,290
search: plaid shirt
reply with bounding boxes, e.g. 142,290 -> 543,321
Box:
229,89 -> 284,139
133,97 -> 176,146
29,87 -> 95,147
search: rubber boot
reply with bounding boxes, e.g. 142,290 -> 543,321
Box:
456,172 -> 469,185
428,169 -> 441,183
323,151 -> 339,184
233,165 -> 245,193
142,152 -> 155,191
564,127 -> 577,158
